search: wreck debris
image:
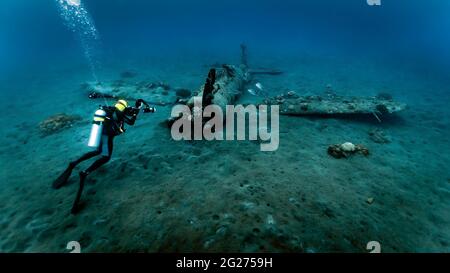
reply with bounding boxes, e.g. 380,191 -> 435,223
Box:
206,65 -> 283,76
88,91 -> 115,99
84,80 -> 177,106
368,128 -> 392,143
39,113 -> 82,136
264,91 -> 406,120
136,81 -> 170,91
186,64 -> 251,112
248,68 -> 283,76
327,142 -> 369,159
165,61 -> 251,129
208,43 -> 282,76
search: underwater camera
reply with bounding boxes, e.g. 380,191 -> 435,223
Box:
135,98 -> 156,114
126,99 -> 156,115
126,105 -> 156,115
143,106 -> 156,113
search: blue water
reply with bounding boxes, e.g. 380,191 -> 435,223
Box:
0,0 -> 449,253
2,0 -> 450,77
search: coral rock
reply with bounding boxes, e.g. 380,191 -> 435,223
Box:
369,128 -> 391,144
39,113 -> 81,136
328,143 -> 369,159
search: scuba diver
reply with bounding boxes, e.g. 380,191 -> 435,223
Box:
53,99 -> 155,214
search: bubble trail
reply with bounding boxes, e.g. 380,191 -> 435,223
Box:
56,0 -> 100,82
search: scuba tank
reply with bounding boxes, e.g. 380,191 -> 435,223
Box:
88,108 -> 107,148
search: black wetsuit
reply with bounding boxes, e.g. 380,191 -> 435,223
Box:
68,106 -> 139,214
52,99 -> 152,214
70,106 -> 138,173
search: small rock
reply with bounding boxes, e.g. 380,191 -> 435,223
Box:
328,143 -> 369,159
367,197 -> 374,204
305,247 -> 317,253
368,128 -> 391,144
93,218 -> 108,225
203,238 -> 215,249
216,226 -> 228,236
266,215 -> 275,225
340,142 -> 356,152
241,201 -> 255,210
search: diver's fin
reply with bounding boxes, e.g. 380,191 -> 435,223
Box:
52,164 -> 74,189
71,171 -> 87,215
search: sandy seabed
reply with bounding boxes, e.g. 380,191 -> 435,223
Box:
0,55 -> 449,253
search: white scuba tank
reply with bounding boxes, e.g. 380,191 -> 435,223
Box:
88,109 -> 107,148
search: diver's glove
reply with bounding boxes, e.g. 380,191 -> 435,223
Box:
135,98 -> 156,113
143,107 -> 156,113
